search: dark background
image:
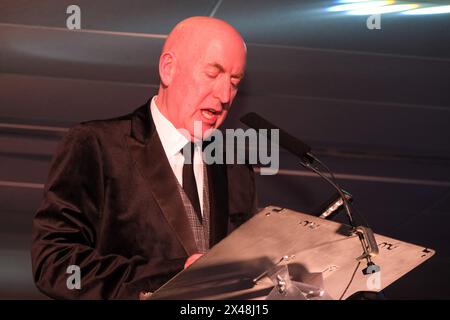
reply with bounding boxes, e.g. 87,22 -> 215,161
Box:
0,0 -> 449,299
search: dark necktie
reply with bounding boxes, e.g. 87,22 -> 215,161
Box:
181,142 -> 202,221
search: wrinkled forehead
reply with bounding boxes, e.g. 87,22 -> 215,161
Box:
203,38 -> 246,69
162,17 -> 247,77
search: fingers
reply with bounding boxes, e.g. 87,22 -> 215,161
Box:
184,253 -> 204,269
139,291 -> 152,300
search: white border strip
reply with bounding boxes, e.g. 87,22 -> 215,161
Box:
255,168 -> 450,187
209,0 -> 224,17
2,22 -> 449,62
0,22 -> 167,39
0,123 -> 68,133
3,168 -> 450,191
0,181 -> 44,189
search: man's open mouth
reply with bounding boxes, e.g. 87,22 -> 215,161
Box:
201,108 -> 221,121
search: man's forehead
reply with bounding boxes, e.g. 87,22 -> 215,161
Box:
201,42 -> 246,74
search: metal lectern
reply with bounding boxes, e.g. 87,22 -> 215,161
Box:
150,206 -> 435,300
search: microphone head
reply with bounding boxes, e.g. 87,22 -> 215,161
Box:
240,112 -> 312,160
240,112 -> 273,130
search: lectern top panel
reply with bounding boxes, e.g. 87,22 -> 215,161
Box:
151,206 -> 435,300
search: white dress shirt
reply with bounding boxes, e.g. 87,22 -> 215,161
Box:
150,96 -> 204,216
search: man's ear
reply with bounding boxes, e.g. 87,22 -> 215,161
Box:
159,52 -> 176,87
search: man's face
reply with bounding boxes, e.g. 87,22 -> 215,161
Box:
168,37 -> 246,140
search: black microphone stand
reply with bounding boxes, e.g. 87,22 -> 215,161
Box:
240,112 -> 380,278
300,152 -> 380,276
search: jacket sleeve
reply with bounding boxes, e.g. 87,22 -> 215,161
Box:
31,124 -> 184,299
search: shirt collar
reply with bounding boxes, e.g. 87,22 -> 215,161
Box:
150,96 -> 190,158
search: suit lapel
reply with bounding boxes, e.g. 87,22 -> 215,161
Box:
126,102 -> 198,256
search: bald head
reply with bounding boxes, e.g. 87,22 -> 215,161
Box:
156,17 -> 247,141
163,17 -> 246,60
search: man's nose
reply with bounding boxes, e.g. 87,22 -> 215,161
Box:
214,78 -> 232,105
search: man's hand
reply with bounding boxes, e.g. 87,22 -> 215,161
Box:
138,253 -> 203,299
139,291 -> 152,300
184,253 -> 203,269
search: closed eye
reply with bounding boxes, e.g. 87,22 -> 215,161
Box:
206,71 -> 218,78
231,77 -> 242,89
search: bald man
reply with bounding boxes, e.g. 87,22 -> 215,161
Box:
31,17 -> 257,299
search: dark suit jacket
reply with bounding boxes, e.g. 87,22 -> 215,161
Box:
31,101 -> 257,299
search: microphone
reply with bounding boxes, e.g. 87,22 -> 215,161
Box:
240,112 -> 313,163
240,112 -> 380,268
240,112 -> 353,225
